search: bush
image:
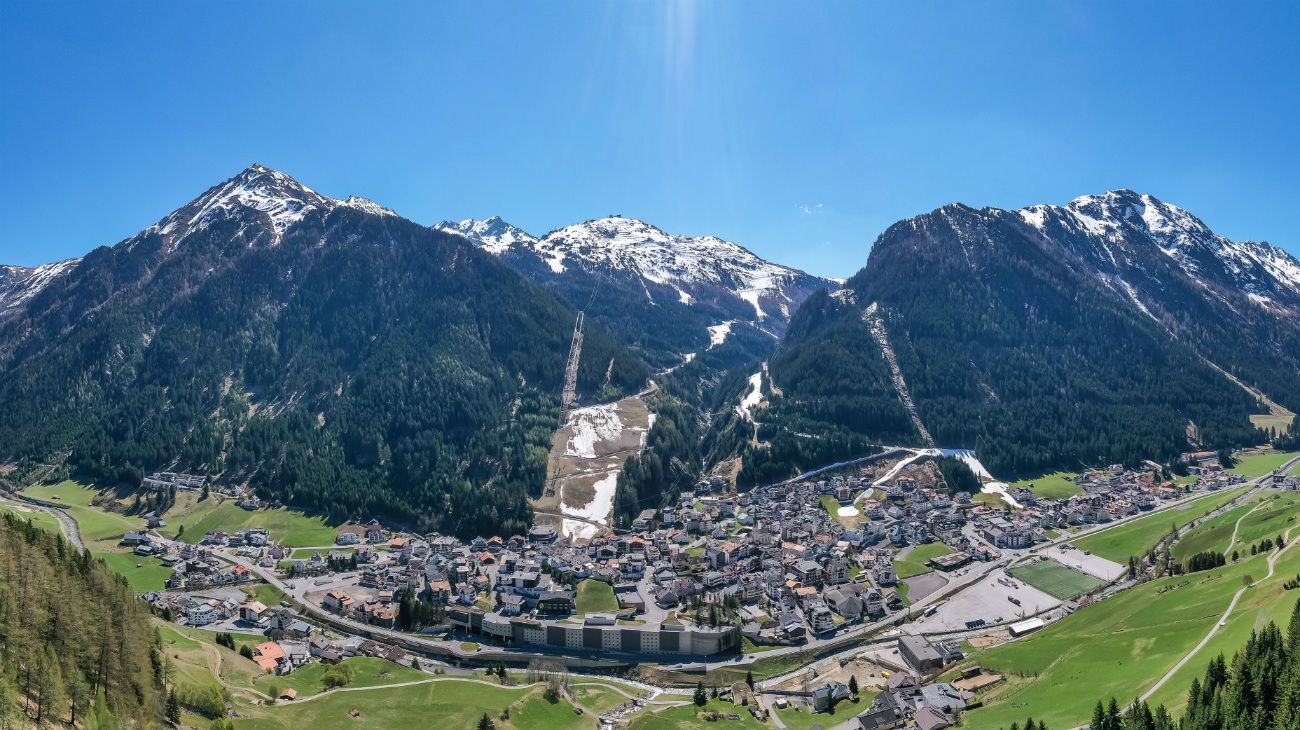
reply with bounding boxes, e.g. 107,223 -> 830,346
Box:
322,662 -> 355,690
175,683 -> 226,719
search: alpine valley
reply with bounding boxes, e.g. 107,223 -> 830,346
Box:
2,167 -> 1298,537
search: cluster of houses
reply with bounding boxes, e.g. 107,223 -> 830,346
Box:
856,669 -> 974,730
144,449 -> 1267,670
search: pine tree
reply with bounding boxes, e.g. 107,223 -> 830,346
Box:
694,681 -> 707,706
849,675 -> 859,695
476,712 -> 495,730
746,670 -> 755,690
167,689 -> 181,723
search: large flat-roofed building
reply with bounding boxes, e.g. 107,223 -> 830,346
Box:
446,607 -> 738,656
899,634 -> 944,673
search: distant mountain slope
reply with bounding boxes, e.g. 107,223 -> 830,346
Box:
0,165 -> 648,537
756,192 -> 1298,482
435,215 -> 831,367
0,258 -> 80,317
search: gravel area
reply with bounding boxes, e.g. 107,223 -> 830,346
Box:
906,568 -> 1060,633
1044,543 -> 1127,581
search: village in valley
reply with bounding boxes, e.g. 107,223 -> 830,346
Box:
20,443 -> 1288,729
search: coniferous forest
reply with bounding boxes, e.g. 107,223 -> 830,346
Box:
0,171 -> 648,538
0,513 -> 166,728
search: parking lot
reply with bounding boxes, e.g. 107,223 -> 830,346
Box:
906,567 -> 1061,633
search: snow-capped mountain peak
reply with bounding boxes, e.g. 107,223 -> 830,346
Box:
0,258 -> 81,315
437,214 -> 827,323
151,164 -> 334,247
433,215 -> 538,255
340,195 -> 398,217
1016,189 -> 1300,304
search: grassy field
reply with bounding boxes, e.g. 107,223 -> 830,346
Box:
819,494 -> 848,526
1172,501 -> 1257,561
22,480 -> 145,541
158,622 -> 266,695
97,550 -> 173,592
956,549 -> 1278,729
18,481 -> 182,590
1008,560 -> 1105,600
0,503 -> 63,534
1073,485 -> 1251,563
1010,472 -> 1083,500
571,683 -> 638,715
575,579 -> 619,614
162,492 -> 337,547
1228,451 -> 1300,479
234,680 -> 593,730
243,583 -> 289,606
893,542 -> 954,579
629,699 -> 769,729
252,657 -> 425,698
1232,494 -> 1300,549
1144,543 -> 1300,715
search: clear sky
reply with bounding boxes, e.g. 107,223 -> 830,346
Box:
2,2 -> 1297,278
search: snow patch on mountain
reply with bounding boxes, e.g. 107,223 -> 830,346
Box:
1016,189 -> 1300,303
564,403 -> 626,459
433,216 -> 537,255
440,214 -> 822,323
341,196 -> 398,217
707,322 -> 733,349
735,370 -> 764,422
0,258 -> 81,315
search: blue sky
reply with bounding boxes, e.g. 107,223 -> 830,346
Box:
2,2 -> 1297,278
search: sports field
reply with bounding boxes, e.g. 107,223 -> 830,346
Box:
1008,559 -> 1105,600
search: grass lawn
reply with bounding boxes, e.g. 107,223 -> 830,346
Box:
1229,451 -> 1300,479
1145,543 -> 1300,715
158,622 -> 265,694
1232,493 -> 1300,548
1290,461 -> 1300,477
162,493 -> 337,547
253,657 -> 424,698
630,699 -> 769,729
774,702 -> 858,730
96,550 -> 173,592
820,494 -> 845,524
0,504 -> 62,534
243,583 -> 289,607
1008,560 -> 1104,600
572,683 -> 636,714
957,550 -> 1277,729
1172,501 -> 1257,561
575,579 -> 619,614
233,681 -> 589,730
1010,472 -> 1083,500
22,480 -> 145,541
893,542 -> 954,579
1074,485 -> 1251,563
741,636 -> 782,654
